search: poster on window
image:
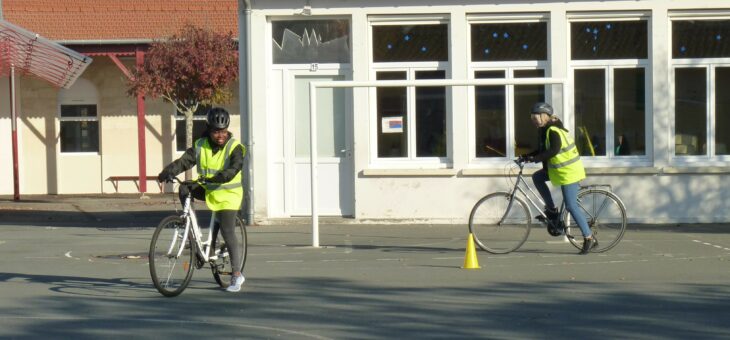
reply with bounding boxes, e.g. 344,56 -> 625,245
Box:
381,117 -> 403,133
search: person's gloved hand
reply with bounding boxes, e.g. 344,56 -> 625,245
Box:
157,170 -> 173,183
518,154 -> 534,163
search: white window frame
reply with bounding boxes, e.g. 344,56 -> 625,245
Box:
466,14 -> 550,165
368,16 -> 452,167
669,12 -> 730,165
567,13 -> 652,167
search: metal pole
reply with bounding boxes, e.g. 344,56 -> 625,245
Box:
238,0 -> 254,225
9,65 -> 19,201
135,48 -> 147,195
310,83 -> 319,248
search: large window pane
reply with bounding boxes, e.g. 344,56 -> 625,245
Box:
574,69 -> 606,156
272,20 -> 350,64
377,71 -> 407,157
474,70 -> 506,157
514,69 -> 545,156
415,70 -> 446,157
60,121 -> 99,152
571,21 -> 647,60
471,22 -> 547,62
373,25 -> 448,62
673,20 -> 730,59
175,104 -> 210,152
176,120 -> 208,151
60,104 -> 99,153
717,67 -> 730,155
614,68 -> 646,156
674,68 -> 707,156
61,105 -> 97,118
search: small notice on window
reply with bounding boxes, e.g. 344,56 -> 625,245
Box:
382,117 -> 403,133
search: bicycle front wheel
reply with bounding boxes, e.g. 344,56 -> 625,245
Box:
468,192 -> 531,254
564,189 -> 627,253
149,216 -> 196,297
212,216 -> 248,288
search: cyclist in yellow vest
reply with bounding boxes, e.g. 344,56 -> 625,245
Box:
157,107 -> 247,290
521,102 -> 597,254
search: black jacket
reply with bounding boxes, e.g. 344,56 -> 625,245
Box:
161,131 -> 245,183
528,120 -> 567,171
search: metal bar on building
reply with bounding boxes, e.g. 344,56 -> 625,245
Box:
307,77 -> 567,247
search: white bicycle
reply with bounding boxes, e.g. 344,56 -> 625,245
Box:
149,177 -> 247,297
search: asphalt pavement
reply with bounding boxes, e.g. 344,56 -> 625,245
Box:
1,194 -> 730,339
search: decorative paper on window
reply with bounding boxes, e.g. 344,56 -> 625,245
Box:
272,20 -> 350,64
382,116 -> 403,133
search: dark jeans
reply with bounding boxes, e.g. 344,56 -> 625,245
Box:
531,169 -> 592,237
179,183 -> 243,273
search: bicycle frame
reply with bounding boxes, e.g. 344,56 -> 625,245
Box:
504,161 -> 552,223
174,191 -> 219,262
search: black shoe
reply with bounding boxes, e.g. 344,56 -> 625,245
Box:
579,237 -> 598,255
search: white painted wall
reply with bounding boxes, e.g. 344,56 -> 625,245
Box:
248,0 -> 730,224
0,76 -> 13,195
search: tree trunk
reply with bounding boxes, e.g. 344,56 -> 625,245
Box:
185,108 -> 195,180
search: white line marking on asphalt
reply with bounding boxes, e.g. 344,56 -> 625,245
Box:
0,240 -> 5,245
376,258 -> 402,261
321,259 -> 358,262
24,257 -> 60,259
64,251 -> 80,260
693,239 -> 729,252
266,260 -> 303,263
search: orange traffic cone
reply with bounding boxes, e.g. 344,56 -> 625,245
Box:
462,233 -> 481,269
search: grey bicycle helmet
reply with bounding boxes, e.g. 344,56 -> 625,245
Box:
531,102 -> 554,116
206,107 -> 230,129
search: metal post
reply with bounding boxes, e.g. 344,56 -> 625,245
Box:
9,65 -> 19,201
238,0 -> 254,225
309,83 -> 319,248
135,48 -> 147,195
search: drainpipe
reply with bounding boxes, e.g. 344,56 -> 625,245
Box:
238,0 -> 254,225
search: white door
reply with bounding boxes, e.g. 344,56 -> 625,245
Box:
288,72 -> 353,216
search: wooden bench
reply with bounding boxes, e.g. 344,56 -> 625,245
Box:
106,175 -> 163,193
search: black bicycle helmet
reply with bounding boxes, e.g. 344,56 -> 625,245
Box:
531,102 -> 554,116
206,107 -> 230,129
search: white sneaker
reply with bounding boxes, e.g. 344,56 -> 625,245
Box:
226,274 -> 245,292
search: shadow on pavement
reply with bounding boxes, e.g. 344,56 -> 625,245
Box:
1,274 -> 729,339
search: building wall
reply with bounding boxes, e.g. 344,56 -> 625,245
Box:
249,0 -> 730,224
3,57 -> 241,195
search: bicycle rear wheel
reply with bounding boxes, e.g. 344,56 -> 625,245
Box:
468,192 -> 531,254
212,216 -> 248,288
149,216 -> 196,297
564,189 -> 627,253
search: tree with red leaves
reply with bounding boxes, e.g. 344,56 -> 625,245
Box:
128,24 -> 238,150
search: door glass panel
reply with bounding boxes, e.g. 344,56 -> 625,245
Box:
574,69 -> 606,156
295,75 -> 346,157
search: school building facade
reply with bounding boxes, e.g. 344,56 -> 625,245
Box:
1,0 -> 729,224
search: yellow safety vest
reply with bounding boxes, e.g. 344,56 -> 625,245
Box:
194,137 -> 245,211
545,126 -> 585,186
